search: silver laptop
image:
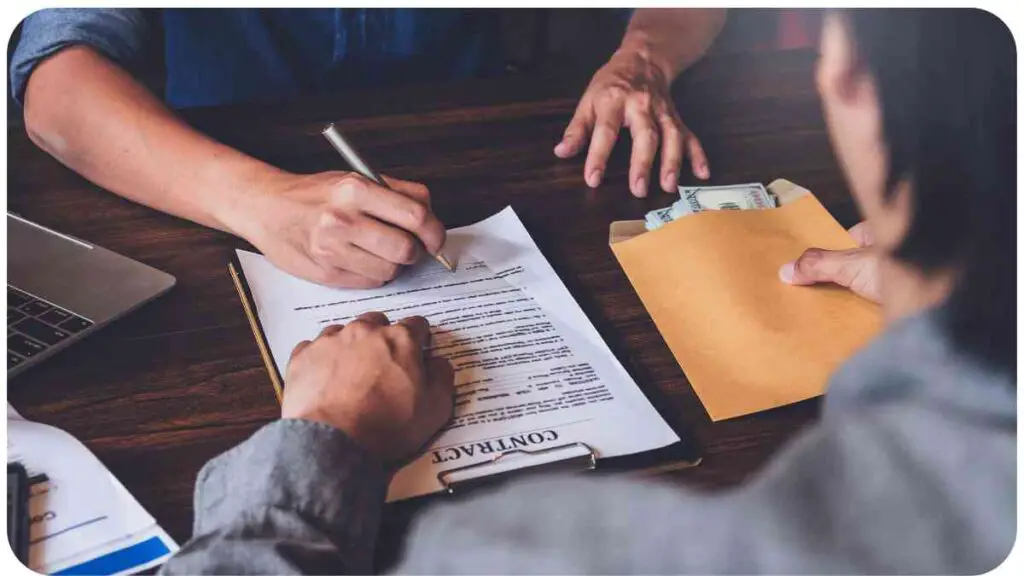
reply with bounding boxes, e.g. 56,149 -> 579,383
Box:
7,213 -> 176,378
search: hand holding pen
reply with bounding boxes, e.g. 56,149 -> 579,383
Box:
225,123 -> 451,290
322,123 -> 454,272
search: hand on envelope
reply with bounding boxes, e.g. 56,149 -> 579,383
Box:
780,221 -> 882,303
610,179 -> 884,421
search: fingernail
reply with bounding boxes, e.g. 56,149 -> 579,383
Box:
698,163 -> 710,179
587,169 -> 603,187
664,171 -> 677,192
554,141 -> 567,155
779,262 -> 795,284
634,177 -> 647,198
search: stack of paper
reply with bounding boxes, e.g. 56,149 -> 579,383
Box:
7,404 -> 177,575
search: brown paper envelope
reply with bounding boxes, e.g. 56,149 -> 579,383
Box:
610,192 -> 883,421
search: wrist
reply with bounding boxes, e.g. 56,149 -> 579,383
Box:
614,37 -> 676,87
283,414 -> 403,473
213,160 -> 295,246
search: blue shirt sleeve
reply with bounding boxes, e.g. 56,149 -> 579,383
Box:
10,8 -> 151,105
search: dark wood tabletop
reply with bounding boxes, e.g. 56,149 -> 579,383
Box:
7,47 -> 857,567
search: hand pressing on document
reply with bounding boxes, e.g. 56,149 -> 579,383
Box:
282,312 -> 455,467
779,222 -> 882,303
236,171 -> 446,289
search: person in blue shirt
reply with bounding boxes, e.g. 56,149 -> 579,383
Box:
11,8 -> 725,288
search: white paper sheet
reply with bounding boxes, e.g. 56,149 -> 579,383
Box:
7,406 -> 177,575
237,206 -> 679,501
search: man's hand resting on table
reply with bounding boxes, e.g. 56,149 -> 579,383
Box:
281,312 -> 455,467
236,172 -> 447,289
554,9 -> 725,197
555,48 -> 709,198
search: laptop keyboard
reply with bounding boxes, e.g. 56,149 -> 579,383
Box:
8,286 -> 94,370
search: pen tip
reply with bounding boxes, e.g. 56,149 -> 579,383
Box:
436,253 -> 456,273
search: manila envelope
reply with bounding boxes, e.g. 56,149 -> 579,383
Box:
610,179 -> 883,421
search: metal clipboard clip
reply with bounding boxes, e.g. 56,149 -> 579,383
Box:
436,442 -> 597,496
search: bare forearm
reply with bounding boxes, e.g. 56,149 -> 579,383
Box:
22,46 -> 285,239
619,8 -> 726,81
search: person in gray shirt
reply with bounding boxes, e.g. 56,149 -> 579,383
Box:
161,9 -> 1016,575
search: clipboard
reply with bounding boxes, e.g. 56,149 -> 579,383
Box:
228,255 -> 702,499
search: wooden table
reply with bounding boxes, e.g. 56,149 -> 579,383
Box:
7,47 -> 857,566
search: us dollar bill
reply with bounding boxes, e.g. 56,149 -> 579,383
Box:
644,206 -> 675,230
644,183 -> 776,230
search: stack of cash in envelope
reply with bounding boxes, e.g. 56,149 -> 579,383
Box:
644,183 -> 777,231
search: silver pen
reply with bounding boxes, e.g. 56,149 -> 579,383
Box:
321,122 -> 455,272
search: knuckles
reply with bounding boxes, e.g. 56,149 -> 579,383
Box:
315,210 -> 341,231
627,91 -> 654,111
595,84 -> 628,106
343,320 -> 376,339
659,116 -> 684,135
331,172 -> 368,204
792,249 -> 825,279
390,235 -> 420,265
797,248 -> 825,265
592,83 -> 671,123
310,210 -> 354,250
636,127 -> 660,146
406,182 -> 432,203
404,202 -> 430,230
388,324 -> 418,352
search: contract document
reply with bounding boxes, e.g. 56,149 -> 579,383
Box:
235,207 -> 683,501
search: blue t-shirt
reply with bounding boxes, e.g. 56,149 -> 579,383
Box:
11,8 -> 502,108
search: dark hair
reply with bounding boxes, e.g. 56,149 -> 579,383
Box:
840,9 -> 1016,373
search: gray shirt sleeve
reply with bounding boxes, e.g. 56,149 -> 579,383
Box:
159,419 -> 389,575
10,8 -> 150,105
160,400 -> 1012,574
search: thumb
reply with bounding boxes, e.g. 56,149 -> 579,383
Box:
848,221 -> 873,247
779,247 -> 870,288
424,356 -> 456,418
425,356 -> 455,391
